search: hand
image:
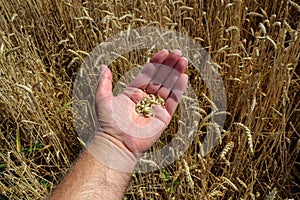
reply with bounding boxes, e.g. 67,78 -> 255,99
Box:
89,49 -> 188,171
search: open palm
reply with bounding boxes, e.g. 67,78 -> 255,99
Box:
94,49 -> 188,156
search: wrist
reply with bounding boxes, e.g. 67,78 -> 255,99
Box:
87,132 -> 137,172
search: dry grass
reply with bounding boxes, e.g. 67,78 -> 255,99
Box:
0,0 -> 299,199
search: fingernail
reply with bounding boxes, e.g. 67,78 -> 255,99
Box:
181,57 -> 188,64
171,49 -> 182,56
183,73 -> 189,80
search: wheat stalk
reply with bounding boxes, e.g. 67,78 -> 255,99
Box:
221,177 -> 238,192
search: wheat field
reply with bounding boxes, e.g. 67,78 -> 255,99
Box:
0,0 -> 299,199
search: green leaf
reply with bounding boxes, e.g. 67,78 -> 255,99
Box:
0,164 -> 6,169
160,169 -> 172,181
173,177 -> 180,187
55,101 -> 72,115
40,179 -> 50,189
21,142 -> 45,154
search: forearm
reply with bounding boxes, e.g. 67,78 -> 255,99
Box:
49,135 -> 136,200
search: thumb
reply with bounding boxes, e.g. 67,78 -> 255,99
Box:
96,64 -> 113,99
